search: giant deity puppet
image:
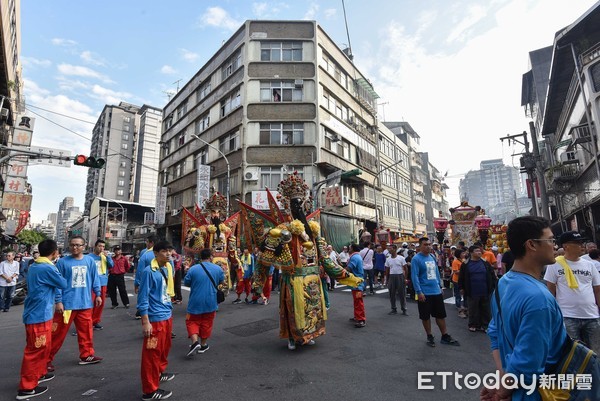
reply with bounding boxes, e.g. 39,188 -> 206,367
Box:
182,191 -> 240,296
239,172 -> 362,350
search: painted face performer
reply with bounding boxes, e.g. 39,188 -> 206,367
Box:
245,172 -> 362,350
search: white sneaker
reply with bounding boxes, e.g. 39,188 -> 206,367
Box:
287,340 -> 296,350
306,340 -> 316,346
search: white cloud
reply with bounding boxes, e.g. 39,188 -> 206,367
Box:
57,63 -> 114,83
253,2 -> 268,17
22,57 -> 52,68
179,48 -> 199,63
160,65 -> 177,75
199,7 -> 241,31
80,50 -> 106,66
51,38 -> 77,47
446,4 -> 488,43
89,84 -> 132,105
304,3 -> 319,20
324,8 -> 336,19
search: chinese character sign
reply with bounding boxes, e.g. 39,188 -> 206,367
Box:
197,164 -> 211,207
252,191 -> 282,210
15,211 -> 29,235
4,176 -> 27,193
2,193 -> 32,210
8,160 -> 28,177
11,127 -> 33,147
154,187 -> 168,225
324,186 -> 343,207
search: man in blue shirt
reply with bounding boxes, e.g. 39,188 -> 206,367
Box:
134,234 -> 158,320
17,240 -> 67,400
138,240 -> 176,400
88,240 -> 113,330
347,243 -> 366,328
411,237 -> 459,347
184,248 -> 225,356
482,216 -> 567,401
48,236 -> 102,371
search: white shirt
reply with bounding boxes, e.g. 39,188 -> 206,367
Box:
543,258 -> 600,319
328,251 -> 338,264
338,251 -> 350,263
591,259 -> 600,274
359,248 -> 374,270
581,254 -> 592,261
385,255 -> 406,275
0,260 -> 20,287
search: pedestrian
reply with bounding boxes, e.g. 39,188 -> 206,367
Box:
108,246 -> 130,309
16,240 -> 67,400
589,249 -> 600,274
137,240 -> 176,400
581,241 -> 598,261
544,231 -> 600,351
500,249 -> 514,274
491,246 -> 502,276
385,244 -> 407,315
359,243 -> 375,295
481,216 -> 567,401
348,243 -> 366,327
185,248 -> 225,356
374,245 -> 386,287
451,248 -> 467,318
88,240 -> 113,330
411,237 -> 460,347
232,248 -> 253,304
171,250 -> 183,304
327,245 -> 338,290
458,245 -> 497,332
0,250 -> 20,312
47,236 -> 103,371
338,246 -> 350,269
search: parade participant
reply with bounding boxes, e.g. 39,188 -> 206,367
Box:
359,243 -> 375,295
385,244 -> 407,315
185,248 -> 225,356
16,240 -> 67,400
48,236 -> 102,371
232,248 -> 253,304
374,245 -> 386,287
348,243 -> 366,327
108,246 -> 130,309
88,240 -> 113,330
137,240 -> 176,400
482,216 -> 566,401
170,250 -> 183,304
0,250 -> 20,312
135,235 -> 159,319
411,237 -> 460,347
451,248 -> 467,318
244,172 -> 362,350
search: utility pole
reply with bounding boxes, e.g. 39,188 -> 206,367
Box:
529,122 -> 550,220
500,132 -> 538,216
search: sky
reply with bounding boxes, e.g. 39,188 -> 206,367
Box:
19,0 -> 600,224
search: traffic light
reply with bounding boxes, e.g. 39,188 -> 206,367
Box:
74,155 -> 106,169
341,168 -> 362,179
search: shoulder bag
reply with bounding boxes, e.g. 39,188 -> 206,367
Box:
200,263 -> 225,304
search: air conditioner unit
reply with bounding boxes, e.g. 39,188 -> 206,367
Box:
559,150 -> 579,164
342,195 -> 350,206
0,108 -> 8,119
244,167 -> 259,181
294,79 -> 304,88
571,124 -> 591,145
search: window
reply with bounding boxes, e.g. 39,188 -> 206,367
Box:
219,131 -> 240,154
221,51 -> 242,81
119,170 -> 126,177
162,170 -> 169,185
195,113 -> 210,134
122,134 -> 129,141
218,172 -> 239,196
117,189 -> 124,196
197,81 -> 211,101
260,41 -> 302,61
174,162 -> 184,179
259,123 -> 304,145
124,125 -> 130,132
220,89 -> 241,117
171,193 -> 183,210
260,81 -> 302,102
260,166 -> 304,189
124,116 -> 131,123
121,143 -> 128,150
197,148 -> 207,165
178,133 -> 185,146
120,161 -> 126,168
118,180 -> 125,187
177,101 -> 188,120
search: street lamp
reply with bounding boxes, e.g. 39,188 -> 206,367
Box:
192,134 -> 230,217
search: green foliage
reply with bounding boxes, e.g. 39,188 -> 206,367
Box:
17,229 -> 48,250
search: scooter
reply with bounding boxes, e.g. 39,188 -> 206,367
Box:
11,278 -> 27,305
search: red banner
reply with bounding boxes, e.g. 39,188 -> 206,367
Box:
15,211 -> 29,235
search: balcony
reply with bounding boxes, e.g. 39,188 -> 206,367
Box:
547,163 -> 580,183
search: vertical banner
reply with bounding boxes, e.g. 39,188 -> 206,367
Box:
154,186 -> 168,225
197,163 -> 211,208
15,211 -> 29,235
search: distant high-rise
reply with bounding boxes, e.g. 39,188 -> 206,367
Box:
459,159 -> 522,210
84,102 -> 162,213
56,197 -> 76,248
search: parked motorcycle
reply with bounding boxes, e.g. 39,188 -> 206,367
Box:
11,278 -> 27,305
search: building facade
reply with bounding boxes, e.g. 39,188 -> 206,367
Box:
459,159 -> 522,211
55,196 -> 82,249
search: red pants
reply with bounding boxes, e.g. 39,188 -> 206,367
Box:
252,276 -> 273,301
92,286 -> 107,325
141,318 -> 172,395
236,278 -> 251,297
19,320 -> 53,390
185,312 -> 216,339
352,290 -> 366,322
49,308 -> 95,362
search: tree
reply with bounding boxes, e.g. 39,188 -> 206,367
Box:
17,229 -> 48,251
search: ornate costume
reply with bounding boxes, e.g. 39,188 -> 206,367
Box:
240,172 -> 362,346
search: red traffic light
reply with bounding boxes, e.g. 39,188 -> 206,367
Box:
74,155 -> 105,169
75,155 -> 88,165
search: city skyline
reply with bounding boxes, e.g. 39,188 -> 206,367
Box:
19,0 -> 598,223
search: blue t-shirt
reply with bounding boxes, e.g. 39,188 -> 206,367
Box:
410,253 -> 442,296
23,261 -> 68,324
347,253 -> 365,291
374,253 -> 386,271
487,271 -> 566,401
135,248 -> 154,288
467,259 -> 487,297
137,262 -> 173,322
88,253 -> 114,287
55,255 -> 101,310
184,261 -> 225,315
241,254 -> 254,279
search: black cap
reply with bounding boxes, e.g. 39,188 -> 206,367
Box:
559,231 -> 587,245
113,246 -> 121,250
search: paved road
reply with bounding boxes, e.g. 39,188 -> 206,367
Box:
1,277 -> 494,401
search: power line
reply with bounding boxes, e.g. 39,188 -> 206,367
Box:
26,103 -> 96,125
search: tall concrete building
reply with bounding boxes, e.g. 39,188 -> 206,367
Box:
84,102 -> 162,213
55,196 -> 74,247
459,159 -> 522,211
158,20 -> 382,246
